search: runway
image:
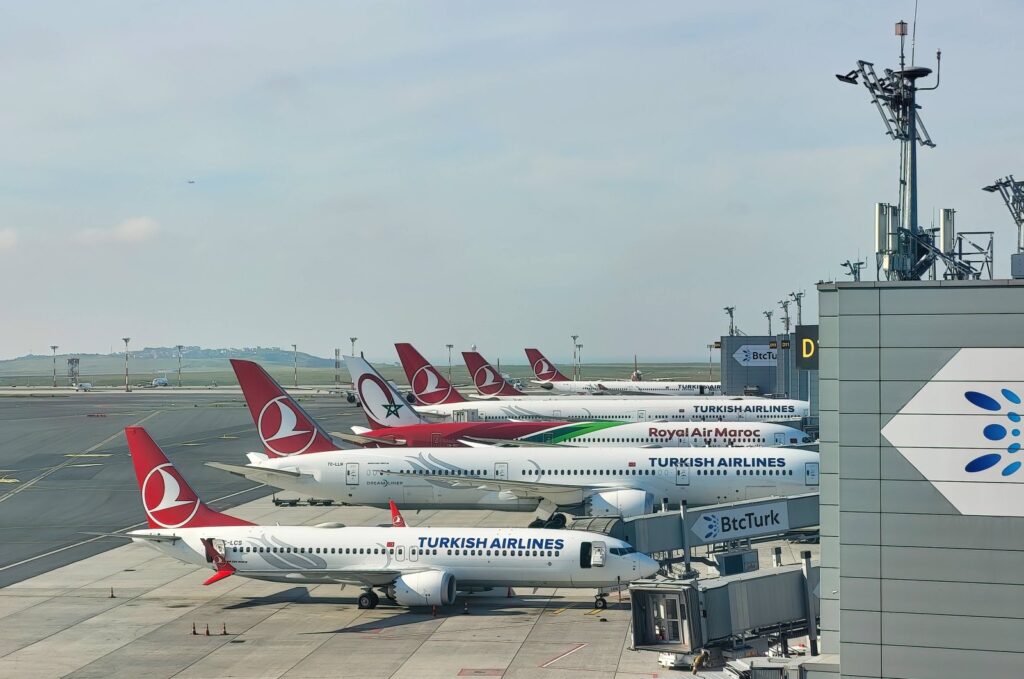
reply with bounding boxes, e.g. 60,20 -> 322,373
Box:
0,390 -> 365,587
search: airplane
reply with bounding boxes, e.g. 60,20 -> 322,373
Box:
396,344 -> 806,423
343,355 -> 811,448
462,350 -> 525,397
114,426 -> 658,610
525,347 -> 723,396
208,436 -> 821,519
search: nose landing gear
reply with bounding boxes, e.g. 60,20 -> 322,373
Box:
594,596 -> 608,610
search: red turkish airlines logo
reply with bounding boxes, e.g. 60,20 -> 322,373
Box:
257,396 -> 316,456
142,463 -> 200,528
411,365 -> 453,403
473,365 -> 502,394
533,358 -> 559,382
391,512 -> 406,527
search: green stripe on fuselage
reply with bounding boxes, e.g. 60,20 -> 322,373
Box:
520,421 -> 624,444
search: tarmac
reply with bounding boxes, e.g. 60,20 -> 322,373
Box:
0,390 -> 818,678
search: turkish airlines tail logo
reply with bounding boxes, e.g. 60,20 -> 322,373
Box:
463,351 -> 524,396
231,359 -> 337,457
525,348 -> 568,382
395,343 -> 464,404
126,427 -> 252,529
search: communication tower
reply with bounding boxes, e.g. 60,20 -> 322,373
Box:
778,300 -> 791,334
983,176 -> 1024,277
842,259 -> 867,281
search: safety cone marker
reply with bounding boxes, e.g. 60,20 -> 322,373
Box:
191,622 -> 197,636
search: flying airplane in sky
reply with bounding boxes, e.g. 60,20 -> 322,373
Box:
395,344 -> 806,423
525,348 -> 723,396
208,430 -> 820,519
113,427 -> 657,610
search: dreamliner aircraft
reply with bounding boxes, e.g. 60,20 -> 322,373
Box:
525,348 -> 723,396
395,344 -> 807,423
115,427 -> 658,610
343,355 -> 810,448
208,437 -> 820,519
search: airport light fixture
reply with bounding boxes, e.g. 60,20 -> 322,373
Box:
576,344 -> 583,379
842,259 -> 867,282
763,310 -> 773,336
706,344 -> 715,379
778,300 -> 791,334
570,335 -> 579,380
789,292 -> 805,327
334,348 -> 341,386
446,344 -> 454,382
723,307 -> 736,337
50,345 -> 58,388
176,345 -> 183,387
349,337 -> 358,356
292,344 -> 298,388
122,337 -> 131,392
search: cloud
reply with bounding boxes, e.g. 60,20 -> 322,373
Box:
75,217 -> 160,244
0,228 -> 17,252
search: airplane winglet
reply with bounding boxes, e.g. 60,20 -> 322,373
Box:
389,499 -> 407,527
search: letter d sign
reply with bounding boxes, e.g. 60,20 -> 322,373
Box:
795,325 -> 819,370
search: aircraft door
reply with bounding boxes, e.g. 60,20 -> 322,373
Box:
552,409 -> 562,418
774,432 -> 786,445
805,462 -> 820,486
590,541 -> 606,567
494,462 -> 508,480
637,409 -> 647,421
345,462 -> 359,486
675,467 -> 690,486
431,433 -> 443,446
579,541 -> 592,569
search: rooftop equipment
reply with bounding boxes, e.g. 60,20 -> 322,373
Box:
982,176 -> 1024,278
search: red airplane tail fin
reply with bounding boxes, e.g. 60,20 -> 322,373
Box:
230,359 -> 337,457
524,348 -> 569,383
462,351 -> 524,396
394,343 -> 465,405
389,499 -> 407,527
125,427 -> 252,529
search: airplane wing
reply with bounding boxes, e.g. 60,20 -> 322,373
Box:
331,432 -> 407,447
205,461 -> 307,484
400,471 -> 617,503
83,531 -> 181,543
457,436 -> 573,448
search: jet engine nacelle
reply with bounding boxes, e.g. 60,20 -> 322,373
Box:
586,489 -> 654,518
346,392 -> 357,404
387,570 -> 456,607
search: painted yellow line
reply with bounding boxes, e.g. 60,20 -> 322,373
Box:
0,478 -> 18,484
585,608 -> 602,616
67,463 -> 103,468
219,435 -> 239,440
65,453 -> 112,458
180,442 -> 203,447
548,607 -> 568,616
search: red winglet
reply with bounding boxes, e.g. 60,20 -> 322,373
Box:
201,538 -> 237,585
389,499 -> 407,527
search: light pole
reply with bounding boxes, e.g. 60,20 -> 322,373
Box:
763,310 -> 774,336
446,344 -> 454,382
122,337 -> 131,392
789,291 -> 805,327
176,345 -> 183,387
576,343 -> 583,379
778,300 -> 792,334
349,337 -> 358,356
334,348 -> 341,387
570,335 -> 579,380
706,343 -> 714,379
50,345 -> 58,388
292,344 -> 298,388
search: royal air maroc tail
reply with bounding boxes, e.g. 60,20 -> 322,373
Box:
525,348 -> 570,383
117,427 -> 658,609
230,359 -> 338,458
395,343 -> 466,405
462,351 -> 525,397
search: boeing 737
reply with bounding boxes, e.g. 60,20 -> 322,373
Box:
525,348 -> 723,396
115,427 -> 658,610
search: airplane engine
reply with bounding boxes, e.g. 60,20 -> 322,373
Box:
387,570 -> 456,607
586,489 -> 654,518
346,393 -> 357,404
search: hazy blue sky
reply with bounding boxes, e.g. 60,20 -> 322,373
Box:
2,1 -> 1021,363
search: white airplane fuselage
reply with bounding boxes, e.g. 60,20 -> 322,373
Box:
131,525 -> 655,589
542,380 -> 722,396
513,421 -> 812,448
415,397 -> 809,424
228,446 -> 820,516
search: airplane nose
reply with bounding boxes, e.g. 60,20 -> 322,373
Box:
636,553 -> 659,578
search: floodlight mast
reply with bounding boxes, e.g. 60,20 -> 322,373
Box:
837,20 -> 941,281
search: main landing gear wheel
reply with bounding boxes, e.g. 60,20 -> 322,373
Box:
594,596 -> 608,610
358,591 -> 380,609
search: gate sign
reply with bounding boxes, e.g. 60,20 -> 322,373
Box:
795,325 -> 819,370
732,345 -> 777,367
691,501 -> 790,542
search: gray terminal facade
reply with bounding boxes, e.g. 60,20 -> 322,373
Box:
816,279 -> 1024,679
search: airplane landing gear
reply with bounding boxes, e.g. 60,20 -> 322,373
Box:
358,590 -> 380,609
594,596 -> 608,610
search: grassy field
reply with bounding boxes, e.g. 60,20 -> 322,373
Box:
0,355 -> 719,388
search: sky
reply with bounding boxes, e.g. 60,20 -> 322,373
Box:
2,1 -> 1022,363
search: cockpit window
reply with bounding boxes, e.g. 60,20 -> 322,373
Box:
609,546 -> 637,555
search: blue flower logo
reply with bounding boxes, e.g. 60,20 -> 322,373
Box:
701,514 -> 720,540
964,389 -> 1023,476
